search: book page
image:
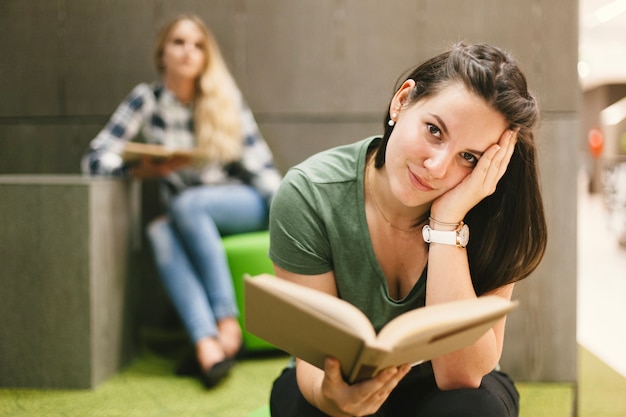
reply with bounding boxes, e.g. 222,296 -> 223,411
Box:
245,275 -> 378,376
357,297 -> 518,374
349,312 -> 505,383
375,296 -> 517,349
246,274 -> 377,338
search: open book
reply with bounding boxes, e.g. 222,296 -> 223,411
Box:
122,142 -> 207,163
245,274 -> 518,383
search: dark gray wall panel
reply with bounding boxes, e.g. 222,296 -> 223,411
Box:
0,1 -> 64,116
258,118 -> 382,171
0,123 -> 101,174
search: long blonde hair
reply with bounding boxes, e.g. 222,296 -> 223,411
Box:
154,14 -> 242,163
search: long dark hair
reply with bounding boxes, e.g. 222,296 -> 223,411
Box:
375,43 -> 547,295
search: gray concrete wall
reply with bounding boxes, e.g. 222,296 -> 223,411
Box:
0,0 -> 579,383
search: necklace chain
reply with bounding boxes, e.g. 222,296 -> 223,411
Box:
366,169 -> 417,233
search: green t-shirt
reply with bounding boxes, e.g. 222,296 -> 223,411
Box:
269,137 -> 427,332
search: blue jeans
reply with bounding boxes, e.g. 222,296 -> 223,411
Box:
146,184 -> 269,343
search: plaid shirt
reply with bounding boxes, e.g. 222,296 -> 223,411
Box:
82,82 -> 282,203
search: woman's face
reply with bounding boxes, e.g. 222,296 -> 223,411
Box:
384,81 -> 508,208
161,19 -> 207,81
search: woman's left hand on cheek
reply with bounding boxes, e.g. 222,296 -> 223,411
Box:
473,128 -> 517,198
432,129 -> 518,220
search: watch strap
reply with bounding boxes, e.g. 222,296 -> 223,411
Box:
424,226 -> 458,245
422,223 -> 469,248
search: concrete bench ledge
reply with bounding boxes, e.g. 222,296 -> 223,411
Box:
0,175 -> 139,389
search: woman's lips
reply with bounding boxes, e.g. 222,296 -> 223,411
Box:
409,170 -> 434,192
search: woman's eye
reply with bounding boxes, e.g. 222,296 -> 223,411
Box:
426,123 -> 441,138
173,38 -> 184,45
461,152 -> 478,166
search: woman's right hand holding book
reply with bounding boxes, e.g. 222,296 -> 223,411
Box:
306,357 -> 411,417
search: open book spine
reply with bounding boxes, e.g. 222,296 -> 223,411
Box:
348,346 -> 389,383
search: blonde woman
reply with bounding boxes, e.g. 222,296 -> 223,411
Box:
82,14 -> 282,387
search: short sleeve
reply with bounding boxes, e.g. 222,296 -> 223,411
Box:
268,167 -> 333,275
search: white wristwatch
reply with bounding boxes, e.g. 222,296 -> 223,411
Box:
422,222 -> 470,248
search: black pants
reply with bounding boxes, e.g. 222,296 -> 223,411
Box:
270,366 -> 519,417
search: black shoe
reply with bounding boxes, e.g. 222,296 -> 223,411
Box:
200,358 -> 236,388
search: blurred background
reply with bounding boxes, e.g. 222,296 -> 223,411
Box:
577,0 -> 626,390
0,0 -> 624,402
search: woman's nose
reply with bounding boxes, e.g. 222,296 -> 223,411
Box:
183,42 -> 196,53
423,149 -> 452,179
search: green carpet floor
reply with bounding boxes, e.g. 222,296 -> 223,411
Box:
0,339 -> 623,417
578,346 -> 626,416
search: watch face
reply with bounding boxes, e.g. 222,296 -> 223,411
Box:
422,225 -> 431,243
